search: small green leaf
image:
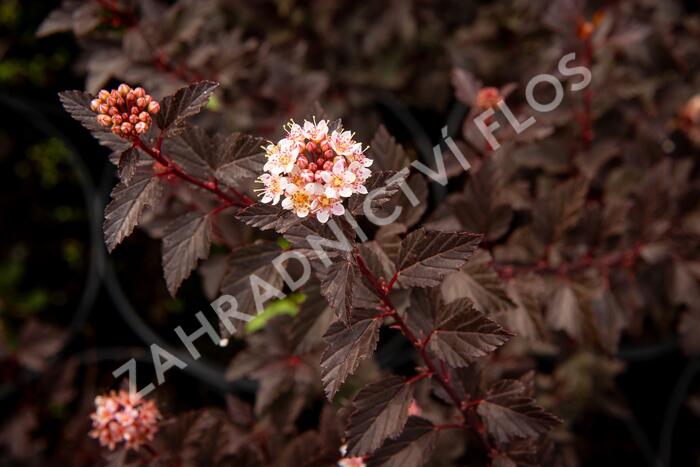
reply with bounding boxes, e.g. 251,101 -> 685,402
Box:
245,293 -> 305,333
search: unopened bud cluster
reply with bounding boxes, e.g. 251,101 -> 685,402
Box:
91,84 -> 160,138
476,87 -> 502,110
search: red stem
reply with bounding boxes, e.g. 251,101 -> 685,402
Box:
132,137 -> 254,208
491,243 -> 642,280
96,0 -> 138,27
354,252 -> 495,455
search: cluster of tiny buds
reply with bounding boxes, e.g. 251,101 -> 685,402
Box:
91,84 -> 160,138
476,87 -> 502,110
296,139 -> 339,175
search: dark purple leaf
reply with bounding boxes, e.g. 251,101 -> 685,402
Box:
117,147 -> 141,185
349,170 -> 407,216
395,229 -> 482,288
236,202 -> 302,233
428,297 -> 512,367
476,380 -> 561,445
220,242 -> 284,336
103,167 -> 163,252
369,125 -> 410,171
58,90 -> 130,152
442,250 -> 514,313
316,254 -> 357,323
213,132 -> 267,185
162,211 -> 213,296
321,309 -> 381,400
366,417 -> 438,467
155,81 -> 219,136
346,376 -> 414,455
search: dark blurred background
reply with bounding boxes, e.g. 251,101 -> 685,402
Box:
1,1 -> 699,466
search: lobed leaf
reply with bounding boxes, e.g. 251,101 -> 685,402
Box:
58,90 -> 130,152
103,168 -> 163,252
476,380 -> 561,445
213,132 -> 267,184
320,309 -> 381,400
316,254 -> 358,323
346,376 -> 414,455
155,81 -> 220,136
428,298 -> 513,367
162,211 -> 213,296
369,125 -> 411,171
394,229 -> 482,288
117,147 -> 142,185
236,202 -> 302,233
366,417 -> 438,467
441,250 -> 515,313
349,169 -> 407,216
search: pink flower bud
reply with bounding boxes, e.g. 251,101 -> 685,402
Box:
136,97 -> 146,108
129,114 -> 139,124
134,87 -> 145,98
320,140 -> 330,151
117,83 -> 131,96
323,160 -> 333,171
139,112 -> 150,122
90,99 -> 101,112
121,122 -> 133,133
297,155 -> 309,169
135,122 -> 148,134
147,101 -> 160,114
324,149 -> 334,160
131,106 -> 140,115
112,115 -> 123,125
96,114 -> 112,126
98,90 -> 110,101
300,169 -> 315,183
306,142 -> 317,153
98,104 -> 110,114
107,97 -> 117,107
308,162 -> 318,172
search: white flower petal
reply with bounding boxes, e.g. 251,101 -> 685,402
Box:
317,210 -> 330,223
331,203 -> 345,215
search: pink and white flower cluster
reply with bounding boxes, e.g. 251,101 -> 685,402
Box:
256,119 -> 373,223
89,390 -> 160,451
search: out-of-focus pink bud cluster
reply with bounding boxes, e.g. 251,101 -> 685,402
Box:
91,84 -> 160,138
476,86 -> 502,110
89,390 -> 160,451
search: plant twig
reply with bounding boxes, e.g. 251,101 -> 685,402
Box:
354,252 -> 496,456
132,137 -> 254,208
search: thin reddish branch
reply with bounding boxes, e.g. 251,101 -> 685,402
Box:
354,252 -> 494,455
96,0 -> 137,28
490,242 -> 643,280
132,137 -> 254,208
